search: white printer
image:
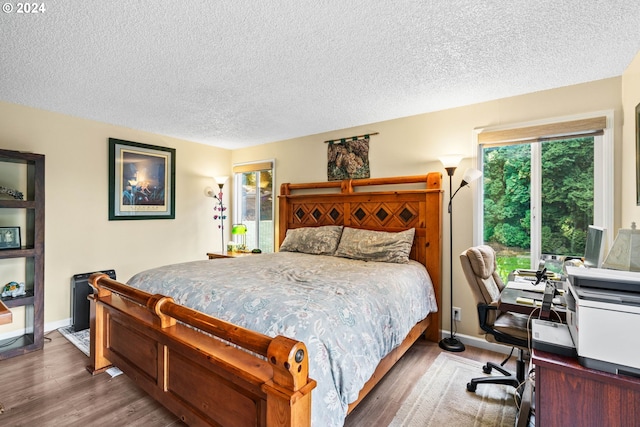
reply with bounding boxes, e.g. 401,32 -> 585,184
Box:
565,266 -> 640,377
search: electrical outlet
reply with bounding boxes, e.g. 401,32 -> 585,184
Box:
452,307 -> 462,322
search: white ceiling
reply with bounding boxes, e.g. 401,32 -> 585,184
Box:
2,1 -> 640,149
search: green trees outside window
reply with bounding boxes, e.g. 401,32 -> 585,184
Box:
235,168 -> 274,253
482,137 -> 595,281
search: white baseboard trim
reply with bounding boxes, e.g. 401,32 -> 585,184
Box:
0,328 -> 27,340
0,317 -> 71,341
46,317 -> 72,333
439,330 -> 514,355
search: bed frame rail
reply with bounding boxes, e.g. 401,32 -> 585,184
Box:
87,273 -> 316,427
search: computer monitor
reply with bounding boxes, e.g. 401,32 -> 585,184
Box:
583,225 -> 606,268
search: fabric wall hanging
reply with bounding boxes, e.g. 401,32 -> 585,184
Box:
327,134 -> 374,181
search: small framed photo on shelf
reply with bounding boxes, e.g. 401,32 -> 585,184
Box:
0,227 -> 21,249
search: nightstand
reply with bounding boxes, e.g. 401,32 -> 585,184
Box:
206,251 -> 258,260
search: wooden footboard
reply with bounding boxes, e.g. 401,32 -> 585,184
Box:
87,273 -> 316,427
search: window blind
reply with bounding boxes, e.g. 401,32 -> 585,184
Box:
232,161 -> 273,174
478,116 -> 606,147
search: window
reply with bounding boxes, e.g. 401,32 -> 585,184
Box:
476,115 -> 613,281
232,161 -> 275,253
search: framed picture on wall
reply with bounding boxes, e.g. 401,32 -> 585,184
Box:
0,227 -> 21,249
637,102 -> 640,206
108,138 -> 176,220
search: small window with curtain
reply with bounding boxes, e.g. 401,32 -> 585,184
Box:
232,161 -> 275,253
477,115 -> 612,282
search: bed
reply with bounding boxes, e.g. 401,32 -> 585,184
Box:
87,173 -> 443,427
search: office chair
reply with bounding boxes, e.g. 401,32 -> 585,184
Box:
460,245 -> 530,392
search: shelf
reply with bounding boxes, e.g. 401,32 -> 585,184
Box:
0,149 -> 44,360
0,333 -> 35,354
0,247 -> 36,259
0,200 -> 36,209
1,290 -> 35,308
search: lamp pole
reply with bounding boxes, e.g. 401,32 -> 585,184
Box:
437,156 -> 483,353
439,165 -> 466,352
217,189 -> 224,252
214,176 -> 228,253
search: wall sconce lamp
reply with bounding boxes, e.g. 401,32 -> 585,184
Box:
438,155 -> 482,352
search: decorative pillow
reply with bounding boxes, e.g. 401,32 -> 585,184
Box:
334,227 -> 415,263
279,225 -> 344,255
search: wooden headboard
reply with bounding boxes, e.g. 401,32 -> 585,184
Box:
279,173 -> 443,338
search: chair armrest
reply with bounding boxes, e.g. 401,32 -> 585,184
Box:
477,302 -> 498,331
477,303 -> 528,349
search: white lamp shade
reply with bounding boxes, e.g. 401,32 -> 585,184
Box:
438,154 -> 464,169
214,176 -> 229,186
462,168 -> 482,184
602,227 -> 640,271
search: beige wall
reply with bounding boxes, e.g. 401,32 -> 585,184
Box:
233,76 -> 624,337
0,101 -> 231,334
621,52 -> 640,228
2,56 -> 636,339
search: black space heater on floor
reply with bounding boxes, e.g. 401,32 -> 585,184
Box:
71,269 -> 116,332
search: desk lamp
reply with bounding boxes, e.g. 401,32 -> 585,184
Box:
232,223 -> 248,251
439,155 -> 482,352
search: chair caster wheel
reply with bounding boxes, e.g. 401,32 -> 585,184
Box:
466,382 -> 477,392
483,364 -> 492,374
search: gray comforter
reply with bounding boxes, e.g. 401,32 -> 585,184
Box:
127,252 -> 437,426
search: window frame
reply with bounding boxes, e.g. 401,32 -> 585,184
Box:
473,111 -> 614,267
232,159 -> 276,253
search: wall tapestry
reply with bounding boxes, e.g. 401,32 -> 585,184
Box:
327,136 -> 370,181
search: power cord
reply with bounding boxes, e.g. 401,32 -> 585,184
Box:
515,279 -> 565,419
0,336 -> 20,348
519,298 -> 565,416
513,307 -> 542,412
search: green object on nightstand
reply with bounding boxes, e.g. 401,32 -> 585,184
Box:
231,223 -> 248,251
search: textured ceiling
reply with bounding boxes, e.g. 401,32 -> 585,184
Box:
2,1 -> 640,149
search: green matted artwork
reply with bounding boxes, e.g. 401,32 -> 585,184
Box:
327,137 -> 370,181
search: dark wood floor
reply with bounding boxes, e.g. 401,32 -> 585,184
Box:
0,331 -> 515,426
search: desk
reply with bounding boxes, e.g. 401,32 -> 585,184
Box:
533,349 -> 640,426
499,286 -> 566,322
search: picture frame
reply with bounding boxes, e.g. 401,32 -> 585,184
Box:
0,226 -> 21,249
109,138 -> 176,220
636,102 -> 640,205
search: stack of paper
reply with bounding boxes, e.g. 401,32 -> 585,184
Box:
506,280 -> 546,293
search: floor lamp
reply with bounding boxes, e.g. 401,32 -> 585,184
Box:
438,155 -> 482,352
205,176 -> 229,253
